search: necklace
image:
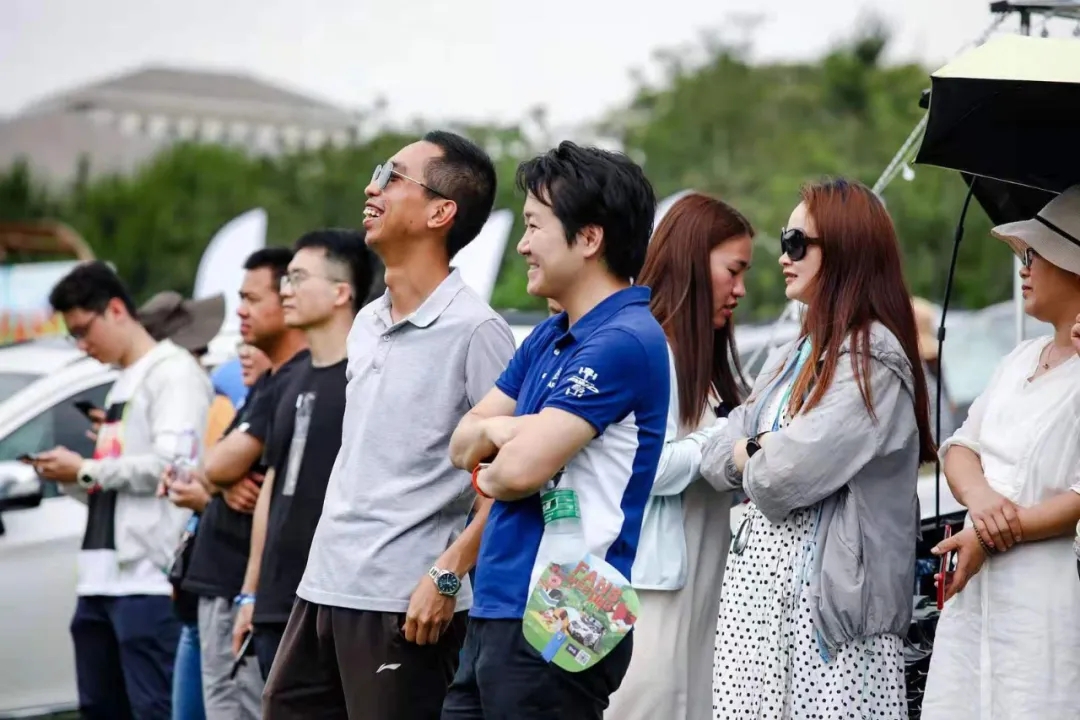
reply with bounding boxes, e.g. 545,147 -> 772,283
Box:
1040,342 -> 1067,370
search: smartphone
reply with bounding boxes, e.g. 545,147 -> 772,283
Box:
17,452 -> 39,463
936,524 -> 955,610
73,400 -> 99,420
229,630 -> 254,679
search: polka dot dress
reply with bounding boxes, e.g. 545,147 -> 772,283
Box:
711,501 -> 907,719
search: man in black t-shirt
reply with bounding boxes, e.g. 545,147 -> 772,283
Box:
231,229 -> 373,683
182,249 -> 309,720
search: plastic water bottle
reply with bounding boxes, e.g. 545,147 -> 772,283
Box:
168,429 -> 200,497
539,477 -> 586,565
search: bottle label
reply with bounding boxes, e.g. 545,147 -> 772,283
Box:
542,488 -> 580,524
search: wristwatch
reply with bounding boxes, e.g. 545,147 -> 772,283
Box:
76,464 -> 97,490
428,566 -> 462,597
745,435 -> 763,458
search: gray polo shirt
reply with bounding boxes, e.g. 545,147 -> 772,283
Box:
296,269 -> 515,613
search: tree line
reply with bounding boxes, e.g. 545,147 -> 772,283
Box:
0,26 -> 1014,320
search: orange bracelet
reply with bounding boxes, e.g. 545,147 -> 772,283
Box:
472,463 -> 493,499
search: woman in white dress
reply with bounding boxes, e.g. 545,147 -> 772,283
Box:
922,185 -> 1080,719
700,178 -> 937,719
605,193 -> 754,720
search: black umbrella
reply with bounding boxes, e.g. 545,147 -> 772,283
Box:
914,34 -> 1080,194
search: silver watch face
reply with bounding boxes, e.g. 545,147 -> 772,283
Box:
434,571 -> 461,596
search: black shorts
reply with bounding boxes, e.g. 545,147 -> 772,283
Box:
441,618 -> 633,720
262,598 -> 468,720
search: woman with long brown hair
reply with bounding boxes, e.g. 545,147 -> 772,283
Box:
701,179 -> 935,719
605,193 -> 754,720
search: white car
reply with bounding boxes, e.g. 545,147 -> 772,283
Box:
0,339 -> 116,717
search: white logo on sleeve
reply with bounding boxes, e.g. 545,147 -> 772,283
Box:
376,663 -> 401,673
565,366 -> 599,398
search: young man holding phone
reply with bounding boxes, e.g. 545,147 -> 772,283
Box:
32,261 -> 213,719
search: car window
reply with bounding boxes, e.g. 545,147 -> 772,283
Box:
0,383 -> 112,498
0,372 -> 41,400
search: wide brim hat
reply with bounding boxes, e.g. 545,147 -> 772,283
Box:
138,291 -> 226,352
991,184 -> 1080,276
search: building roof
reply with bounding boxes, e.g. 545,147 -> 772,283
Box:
22,66 -> 358,130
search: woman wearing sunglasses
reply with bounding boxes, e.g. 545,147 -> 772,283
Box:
921,185 -> 1080,719
605,193 -> 754,720
700,178 -> 935,719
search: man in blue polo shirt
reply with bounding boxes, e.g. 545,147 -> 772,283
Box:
445,141 -> 670,719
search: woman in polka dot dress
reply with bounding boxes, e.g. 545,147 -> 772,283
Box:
700,179 -> 937,719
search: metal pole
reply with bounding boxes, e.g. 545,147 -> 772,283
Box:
1014,8 -> 1032,346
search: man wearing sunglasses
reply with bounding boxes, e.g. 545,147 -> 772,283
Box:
263,131 -> 516,720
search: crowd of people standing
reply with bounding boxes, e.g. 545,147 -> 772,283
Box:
22,128 -> 1080,719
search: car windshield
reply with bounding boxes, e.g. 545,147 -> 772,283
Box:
0,372 -> 41,402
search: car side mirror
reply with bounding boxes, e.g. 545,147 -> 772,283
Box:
0,461 -> 44,512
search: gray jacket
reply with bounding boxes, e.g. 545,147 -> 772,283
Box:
700,323 -> 920,655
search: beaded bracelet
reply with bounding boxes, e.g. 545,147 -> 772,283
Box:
973,525 -> 998,556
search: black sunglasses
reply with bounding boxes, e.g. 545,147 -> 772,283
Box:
1017,246 -> 1037,269
779,227 -> 820,262
370,162 -> 449,200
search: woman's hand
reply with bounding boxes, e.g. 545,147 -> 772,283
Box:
932,527 -> 987,603
964,484 -> 1022,551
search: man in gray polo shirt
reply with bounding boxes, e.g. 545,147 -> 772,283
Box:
262,130 -> 516,720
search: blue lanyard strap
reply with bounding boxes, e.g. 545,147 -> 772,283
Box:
771,339 -> 812,431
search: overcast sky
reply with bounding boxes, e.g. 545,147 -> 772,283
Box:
3,0 -> 1077,127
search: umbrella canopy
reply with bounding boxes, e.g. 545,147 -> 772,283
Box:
914,34 -> 1080,193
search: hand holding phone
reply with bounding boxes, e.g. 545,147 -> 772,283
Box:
229,630 -> 254,679
936,524 -> 956,610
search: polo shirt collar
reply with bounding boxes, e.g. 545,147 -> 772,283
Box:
554,285 -> 651,346
374,268 -> 466,330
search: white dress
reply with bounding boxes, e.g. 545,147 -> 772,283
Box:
606,389 -> 731,720
921,338 -> 1080,719
711,376 -> 908,719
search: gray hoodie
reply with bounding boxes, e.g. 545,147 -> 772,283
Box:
700,323 -> 921,655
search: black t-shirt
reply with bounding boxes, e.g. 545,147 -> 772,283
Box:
182,351 -> 309,600
253,358 -> 347,623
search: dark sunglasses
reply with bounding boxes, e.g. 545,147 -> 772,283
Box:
1017,246 -> 1037,269
779,227 -> 820,262
370,162 -> 449,200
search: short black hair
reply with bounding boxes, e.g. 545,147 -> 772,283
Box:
243,247 -> 293,291
422,130 -> 497,259
516,141 -> 657,282
49,260 -> 137,317
293,229 -> 375,313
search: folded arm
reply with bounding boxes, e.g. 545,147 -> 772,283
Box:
204,430 -> 265,487
699,403 -> 749,492
742,355 -> 893,523
1017,490 -> 1080,543
474,408 -> 596,501
449,388 -> 519,471
652,422 -> 727,496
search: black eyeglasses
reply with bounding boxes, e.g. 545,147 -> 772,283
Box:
66,313 -> 101,342
1017,246 -> 1037,269
779,227 -> 820,262
370,162 -> 449,200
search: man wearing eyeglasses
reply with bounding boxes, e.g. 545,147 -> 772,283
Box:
230,229 -> 374,684
262,132 -> 515,720
30,261 -> 213,719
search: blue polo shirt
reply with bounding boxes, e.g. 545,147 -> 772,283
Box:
470,285 -> 670,619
